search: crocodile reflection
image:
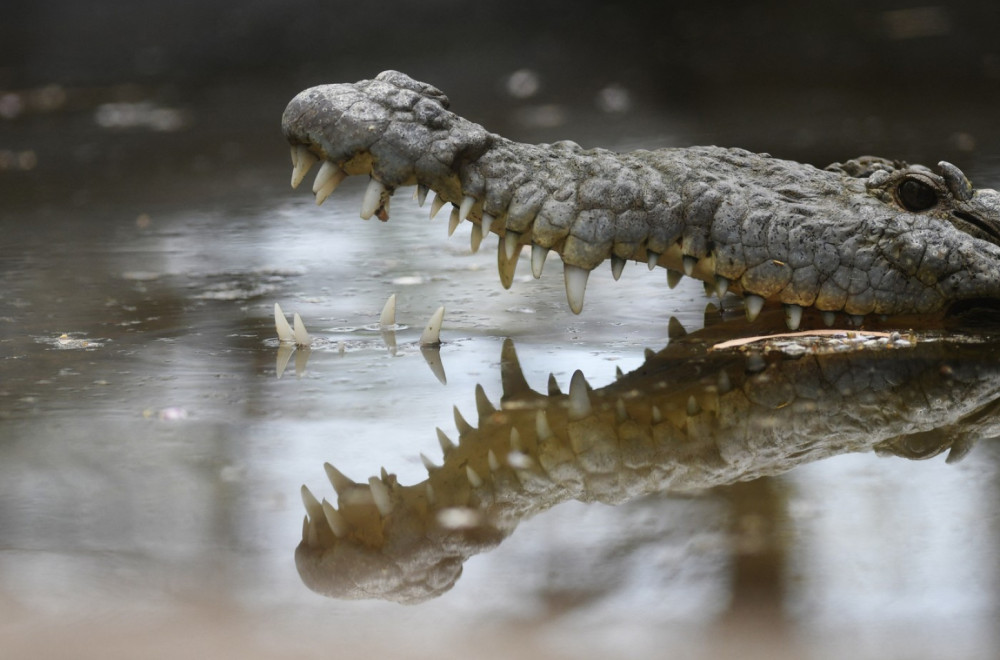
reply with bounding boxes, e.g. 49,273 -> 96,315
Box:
295,311 -> 1000,604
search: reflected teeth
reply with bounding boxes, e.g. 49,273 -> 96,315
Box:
360,178 -> 389,220
567,370 -> 592,420
564,264 -> 590,314
290,145 -> 317,189
611,256 -> 625,281
745,294 -> 765,322
531,244 -> 548,278
784,303 -> 803,331
368,477 -> 393,516
324,462 -> 356,495
466,466 -> 484,488
321,500 -> 348,538
459,195 -> 475,221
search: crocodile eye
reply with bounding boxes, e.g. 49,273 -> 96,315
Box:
898,178 -> 938,211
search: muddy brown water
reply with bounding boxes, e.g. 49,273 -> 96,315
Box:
1,80 -> 999,659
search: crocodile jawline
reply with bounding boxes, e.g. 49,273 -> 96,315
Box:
282,71 -> 1000,330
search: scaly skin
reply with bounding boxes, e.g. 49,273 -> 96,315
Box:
295,312 -> 1000,604
282,71 -> 1000,329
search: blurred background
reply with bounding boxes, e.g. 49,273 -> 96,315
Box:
2,3 -> 1000,659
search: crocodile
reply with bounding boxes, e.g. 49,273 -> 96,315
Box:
295,311 -> 1000,604
282,71 -> 1000,330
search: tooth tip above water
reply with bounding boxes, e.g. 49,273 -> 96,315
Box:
274,303 -> 295,343
745,294 -> 765,322
292,313 -> 311,347
379,293 -> 397,328
419,306 -> 445,346
567,370 -> 593,420
564,264 -> 590,315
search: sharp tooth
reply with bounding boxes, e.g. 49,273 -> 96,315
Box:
466,466 -> 483,488
437,428 -> 456,455
420,453 -> 439,471
314,165 -> 347,205
453,405 -> 473,434
703,281 -> 715,296
687,396 -> 701,416
567,370 -> 592,420
504,230 -> 520,260
274,303 -> 295,343
615,366 -> 624,380
293,313 -> 311,347
361,179 -> 388,220
324,462 -> 356,495
416,184 -> 429,207
321,500 -> 348,538
564,264 -> 590,315
488,450 -> 500,472
481,212 -> 495,235
312,161 -> 338,193
715,275 -> 729,297
667,269 -> 683,289
547,373 -> 561,396
291,145 -> 317,189
536,409 -> 553,441
429,194 -> 446,219
531,244 -> 548,278
448,206 -> 460,236
611,256 -> 625,281
301,485 -> 322,520
459,195 -> 476,221
717,369 -> 732,393
683,255 -> 697,276
470,222 -> 483,253
647,250 -> 660,270
368,477 -> 393,516
668,316 -> 686,340
379,293 -> 396,328
745,294 -> 765,321
419,306 -> 445,346
784,303 -> 803,331
822,311 -> 836,327
475,384 -> 496,417
497,239 -> 521,289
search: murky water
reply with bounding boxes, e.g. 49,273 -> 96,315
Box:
2,79 -> 1000,660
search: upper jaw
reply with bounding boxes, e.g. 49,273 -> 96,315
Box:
282,72 -> 1000,328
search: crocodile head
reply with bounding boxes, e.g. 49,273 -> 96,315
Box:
282,71 -> 1000,329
